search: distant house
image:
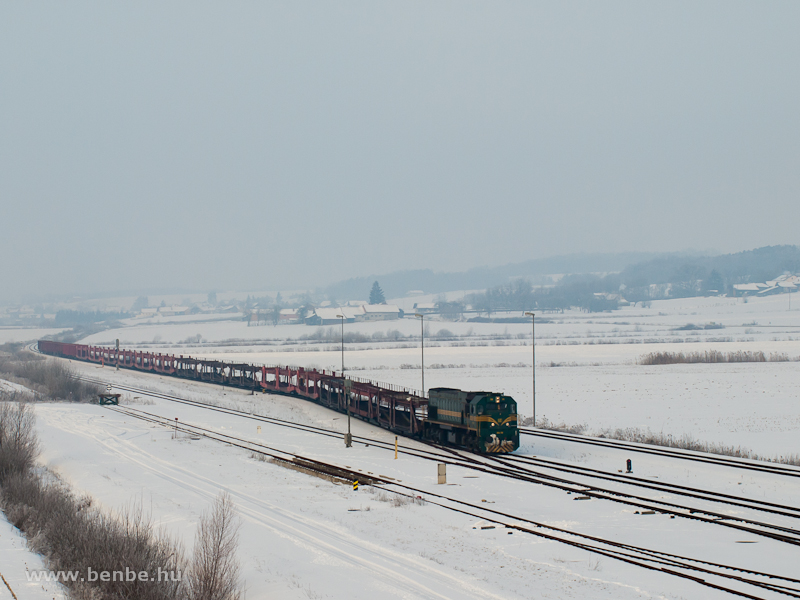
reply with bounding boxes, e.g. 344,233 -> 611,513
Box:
307,307 -> 362,326
732,283 -> 762,294
360,304 -> 401,321
304,304 -> 402,325
412,302 -> 436,314
278,308 -> 303,324
733,274 -> 798,296
157,306 -> 190,317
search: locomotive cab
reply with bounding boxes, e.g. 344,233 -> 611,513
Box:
426,388 -> 519,453
470,394 -> 519,453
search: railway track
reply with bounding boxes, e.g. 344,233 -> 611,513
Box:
521,427 -> 800,478
81,375 -> 800,549
105,403 -> 800,600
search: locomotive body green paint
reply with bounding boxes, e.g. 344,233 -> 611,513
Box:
425,388 -> 519,453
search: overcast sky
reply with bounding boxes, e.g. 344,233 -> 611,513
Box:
1,2 -> 798,300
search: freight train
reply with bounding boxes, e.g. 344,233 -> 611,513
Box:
37,340 -> 519,453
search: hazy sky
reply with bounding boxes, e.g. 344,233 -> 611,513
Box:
2,2 -> 798,300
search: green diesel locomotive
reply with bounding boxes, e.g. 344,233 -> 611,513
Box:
423,387 -> 519,453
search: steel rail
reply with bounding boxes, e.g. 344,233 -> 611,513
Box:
82,375 -> 800,546
108,397 -> 800,548
105,405 -> 800,600
494,453 -> 800,519
521,427 -> 800,478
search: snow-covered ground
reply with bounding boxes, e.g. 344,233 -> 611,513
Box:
4,294 -> 799,456
0,513 -> 67,599
71,292 -> 800,348
0,326 -> 67,344
25,293 -> 789,459
2,293 -> 799,597
30,366 -> 800,599
0,378 -> 33,396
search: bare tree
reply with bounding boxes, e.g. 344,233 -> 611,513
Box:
188,492 -> 242,600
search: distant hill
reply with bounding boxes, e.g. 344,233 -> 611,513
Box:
618,245 -> 800,288
324,251 -> 676,301
327,245 -> 800,310
464,245 -> 800,313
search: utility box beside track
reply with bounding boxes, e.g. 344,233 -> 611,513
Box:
98,393 -> 120,406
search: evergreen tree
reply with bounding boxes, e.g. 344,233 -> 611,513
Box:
131,296 -> 149,312
369,281 -> 386,304
704,269 -> 724,293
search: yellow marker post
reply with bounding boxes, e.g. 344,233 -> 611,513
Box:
353,480 -> 359,491
394,436 -> 398,459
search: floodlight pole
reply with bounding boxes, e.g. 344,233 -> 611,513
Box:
337,314 -> 345,373
337,314 -> 352,448
344,377 -> 352,448
415,313 -> 425,397
525,311 -> 536,427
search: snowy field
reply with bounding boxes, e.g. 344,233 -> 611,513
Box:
0,326 -> 67,344
80,293 -> 800,349
49,293 -> 800,459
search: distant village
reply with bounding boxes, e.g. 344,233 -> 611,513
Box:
2,272 -> 799,329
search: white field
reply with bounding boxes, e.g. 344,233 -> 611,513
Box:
63,292 -> 800,458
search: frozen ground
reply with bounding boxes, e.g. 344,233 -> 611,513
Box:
32,365 -> 800,599
0,512 -> 67,599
